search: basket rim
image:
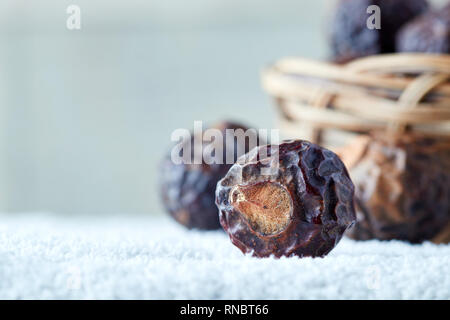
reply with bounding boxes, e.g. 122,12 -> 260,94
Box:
261,53 -> 450,138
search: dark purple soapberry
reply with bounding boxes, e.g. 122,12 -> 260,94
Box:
160,121 -> 260,230
397,4 -> 450,54
329,0 -> 429,63
215,140 -> 356,258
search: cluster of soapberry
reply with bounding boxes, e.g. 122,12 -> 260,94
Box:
160,121 -> 357,258
159,119 -> 450,257
159,0 -> 450,258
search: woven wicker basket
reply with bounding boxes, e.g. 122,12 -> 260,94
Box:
261,53 -> 450,151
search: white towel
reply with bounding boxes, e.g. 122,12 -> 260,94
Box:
0,213 -> 448,299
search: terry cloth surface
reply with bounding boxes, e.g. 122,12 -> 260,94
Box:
0,213 -> 448,299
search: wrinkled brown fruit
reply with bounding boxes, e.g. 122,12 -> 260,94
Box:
160,121 -> 261,230
339,134 -> 450,243
329,0 -> 429,63
216,140 -> 356,258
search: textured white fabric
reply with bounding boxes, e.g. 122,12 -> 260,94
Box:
0,213 -> 448,300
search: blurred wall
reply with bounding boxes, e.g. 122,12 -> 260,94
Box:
0,0 -> 447,215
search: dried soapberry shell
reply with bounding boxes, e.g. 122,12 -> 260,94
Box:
215,140 -> 356,258
340,133 -> 450,243
397,4 -> 450,54
160,121 -> 260,230
329,0 -> 429,63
